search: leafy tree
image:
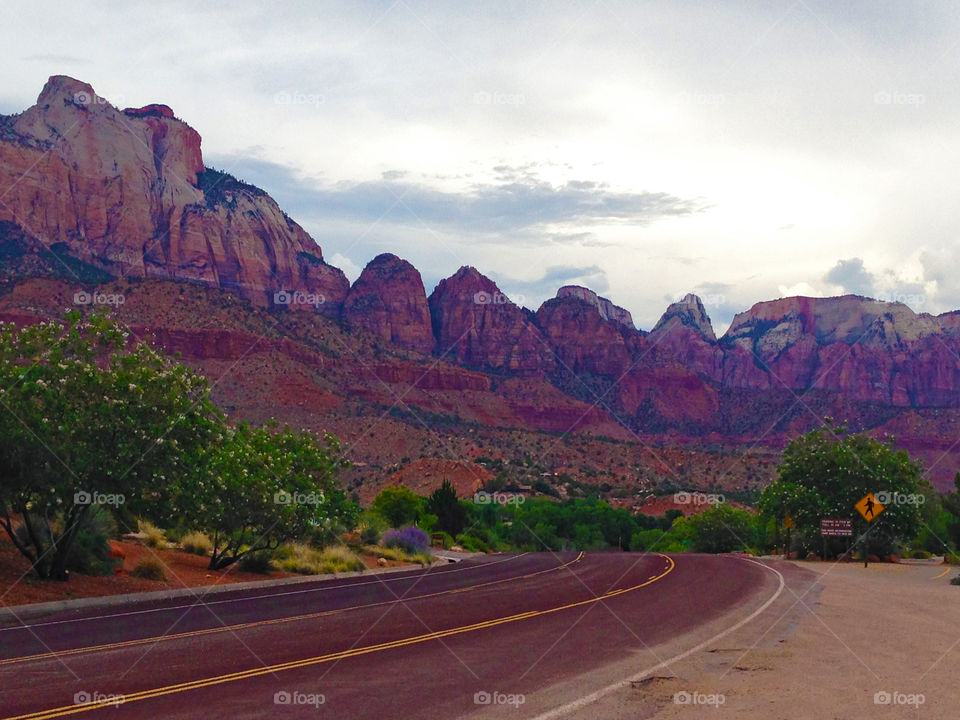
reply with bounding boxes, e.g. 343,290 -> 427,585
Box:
0,312 -> 222,579
426,479 -> 467,536
758,423 -> 926,557
686,504 -> 753,553
198,423 -> 353,570
371,484 -> 421,528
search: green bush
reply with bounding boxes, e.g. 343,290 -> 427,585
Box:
455,534 -> 490,553
181,531 -> 213,556
132,556 -> 166,580
238,552 -> 274,574
951,575 -> 960,586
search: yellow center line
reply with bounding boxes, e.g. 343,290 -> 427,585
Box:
2,555 -> 674,720
0,552 -> 585,668
931,567 -> 951,580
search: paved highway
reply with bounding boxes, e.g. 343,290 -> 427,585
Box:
0,552 -> 776,719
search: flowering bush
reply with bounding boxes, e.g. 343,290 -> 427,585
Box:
383,526 -> 429,553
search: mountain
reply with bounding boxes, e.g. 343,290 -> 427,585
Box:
3,76 -> 960,495
0,76 -> 348,313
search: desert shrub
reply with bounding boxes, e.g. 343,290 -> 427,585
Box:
238,552 -> 274,574
383,526 -> 429,553
318,546 -> 365,573
137,519 -> 168,549
361,525 -> 380,545
433,531 -> 455,549
454,534 -> 489,553
951,575 -> 960,586
68,505 -> 120,575
181,532 -> 213,556
132,556 -> 166,581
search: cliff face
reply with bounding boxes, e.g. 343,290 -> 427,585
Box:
428,266 -> 555,373
343,254 -> 434,353
555,285 -> 635,329
0,76 -> 347,312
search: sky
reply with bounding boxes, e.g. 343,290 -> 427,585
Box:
2,0 -> 959,332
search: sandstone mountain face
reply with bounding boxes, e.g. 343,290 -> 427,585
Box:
6,76 -> 960,492
555,285 -> 635,329
428,266 -> 555,373
0,76 -> 348,313
343,253 -> 434,353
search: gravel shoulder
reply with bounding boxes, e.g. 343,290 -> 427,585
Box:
547,558 -> 960,719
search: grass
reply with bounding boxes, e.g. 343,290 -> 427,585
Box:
131,556 -> 166,581
137,519 -> 168,549
180,531 -> 212,556
366,545 -> 433,566
274,544 -> 365,575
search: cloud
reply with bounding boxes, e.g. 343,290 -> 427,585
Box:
206,155 -> 702,234
328,252 -> 363,283
824,257 -> 875,296
488,265 -> 610,311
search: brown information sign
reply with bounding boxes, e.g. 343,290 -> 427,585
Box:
820,518 -> 853,537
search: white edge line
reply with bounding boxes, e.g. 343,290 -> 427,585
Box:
528,556 -> 786,720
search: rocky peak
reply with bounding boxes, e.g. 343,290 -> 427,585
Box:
555,285 -> 635,329
0,75 -> 348,312
722,295 -> 939,358
428,267 -> 554,372
343,254 -> 434,354
650,293 -> 716,342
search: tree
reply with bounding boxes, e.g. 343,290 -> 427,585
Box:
198,422 -> 353,570
758,423 -> 926,557
686,504 -> 753,553
426,480 -> 467,536
0,312 -> 223,579
371,485 -> 421,528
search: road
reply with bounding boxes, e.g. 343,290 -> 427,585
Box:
0,552 -> 777,719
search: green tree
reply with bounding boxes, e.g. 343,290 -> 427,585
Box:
371,485 -> 421,528
426,479 -> 467,536
199,423 -> 353,570
0,312 -> 223,579
758,423 -> 926,557
686,503 -> 753,553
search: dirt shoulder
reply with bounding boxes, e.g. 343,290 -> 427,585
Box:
0,536 -> 418,609
558,558 -> 960,719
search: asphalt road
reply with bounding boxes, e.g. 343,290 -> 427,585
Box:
0,552 -> 774,719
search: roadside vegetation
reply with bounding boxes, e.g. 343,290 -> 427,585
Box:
1,313 -> 958,588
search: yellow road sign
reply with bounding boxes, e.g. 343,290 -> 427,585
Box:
855,493 -> 884,522
784,514 -> 794,529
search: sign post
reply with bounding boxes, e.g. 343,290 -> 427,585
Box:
854,494 -> 885,567
820,518 -> 853,560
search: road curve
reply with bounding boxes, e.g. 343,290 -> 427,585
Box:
0,553 -> 774,719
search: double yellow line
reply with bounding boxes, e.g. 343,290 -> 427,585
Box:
3,554 -> 674,720
1,553 -> 584,668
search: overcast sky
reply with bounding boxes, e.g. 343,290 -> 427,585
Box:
2,0 -> 959,332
